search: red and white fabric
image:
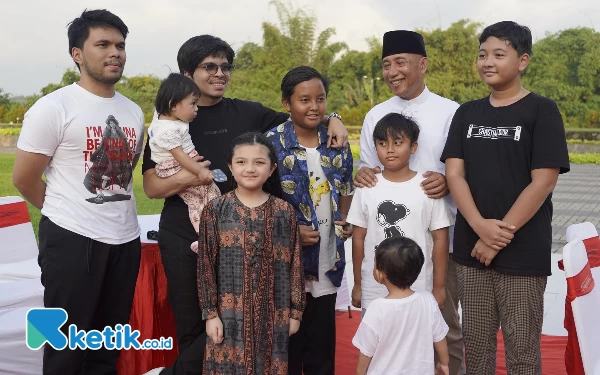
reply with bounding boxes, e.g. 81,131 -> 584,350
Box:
116,215 -> 179,375
560,222 -> 600,375
0,196 -> 44,375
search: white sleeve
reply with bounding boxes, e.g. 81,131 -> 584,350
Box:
430,294 -> 449,343
16,97 -> 64,156
358,112 -> 382,170
346,188 -> 368,228
439,102 -> 460,175
352,307 -> 381,357
429,196 -> 454,231
152,127 -> 184,151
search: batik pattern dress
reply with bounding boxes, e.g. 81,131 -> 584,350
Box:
197,192 -> 306,374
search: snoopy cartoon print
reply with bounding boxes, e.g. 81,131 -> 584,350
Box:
376,200 -> 410,239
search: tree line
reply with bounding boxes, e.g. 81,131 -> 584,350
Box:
2,1 -> 599,128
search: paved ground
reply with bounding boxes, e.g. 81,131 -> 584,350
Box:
551,164 -> 600,253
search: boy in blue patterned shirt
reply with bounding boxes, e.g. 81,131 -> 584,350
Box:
266,66 -> 354,375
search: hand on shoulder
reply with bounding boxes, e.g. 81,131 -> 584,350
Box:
353,166 -> 382,188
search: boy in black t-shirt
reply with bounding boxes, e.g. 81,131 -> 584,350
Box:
441,21 -> 569,375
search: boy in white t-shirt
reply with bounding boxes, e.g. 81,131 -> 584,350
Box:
353,236 -> 449,375
266,66 -> 354,375
347,112 -> 453,314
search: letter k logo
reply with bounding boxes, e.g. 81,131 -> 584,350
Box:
26,308 -> 68,350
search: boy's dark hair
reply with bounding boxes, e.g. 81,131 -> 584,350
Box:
281,66 -> 330,102
177,35 -> 235,77
373,113 -> 420,145
227,132 -> 284,199
479,21 -> 532,57
67,9 -> 129,70
375,236 -> 424,289
155,73 -> 200,116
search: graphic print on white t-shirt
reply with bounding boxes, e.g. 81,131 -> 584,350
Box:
376,200 -> 410,239
304,146 -> 337,297
309,170 -> 331,209
346,174 -> 453,309
82,114 -> 138,204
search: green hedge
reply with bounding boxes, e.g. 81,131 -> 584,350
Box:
350,144 -> 600,165
569,153 -> 600,165
567,139 -> 600,145
350,144 -> 360,161
0,128 -> 20,136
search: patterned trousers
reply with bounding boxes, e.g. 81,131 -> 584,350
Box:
456,264 -> 547,375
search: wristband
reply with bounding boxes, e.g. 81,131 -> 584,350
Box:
327,112 -> 342,122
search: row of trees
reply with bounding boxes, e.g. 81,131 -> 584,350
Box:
2,1 -> 599,128
0,70 -> 161,124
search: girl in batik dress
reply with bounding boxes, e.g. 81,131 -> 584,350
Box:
197,132 -> 306,374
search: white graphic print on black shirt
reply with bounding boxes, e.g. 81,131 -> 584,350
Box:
467,124 -> 522,141
141,97 -> 290,241
441,93 -> 570,276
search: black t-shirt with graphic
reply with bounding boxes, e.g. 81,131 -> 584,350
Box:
142,97 -> 289,241
440,93 -> 570,276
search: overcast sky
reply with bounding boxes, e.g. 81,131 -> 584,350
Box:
2,0 -> 598,97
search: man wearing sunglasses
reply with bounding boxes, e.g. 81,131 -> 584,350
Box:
141,35 -> 349,375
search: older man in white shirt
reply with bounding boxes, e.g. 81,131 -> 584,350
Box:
353,30 -> 465,375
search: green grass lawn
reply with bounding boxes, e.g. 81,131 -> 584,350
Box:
0,153 -> 164,239
0,153 -> 358,240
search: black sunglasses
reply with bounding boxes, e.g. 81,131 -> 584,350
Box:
198,62 -> 235,75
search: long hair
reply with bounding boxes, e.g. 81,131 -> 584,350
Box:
226,132 -> 283,199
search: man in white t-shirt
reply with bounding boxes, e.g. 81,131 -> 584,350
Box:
353,30 -> 464,375
12,10 -> 144,375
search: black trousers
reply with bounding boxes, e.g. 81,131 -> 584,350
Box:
38,215 -> 141,375
157,227 -> 206,375
289,292 -> 337,375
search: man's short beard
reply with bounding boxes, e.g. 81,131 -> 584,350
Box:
82,61 -> 123,85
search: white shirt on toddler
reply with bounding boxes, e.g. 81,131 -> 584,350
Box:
148,118 -> 196,164
352,291 -> 448,374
